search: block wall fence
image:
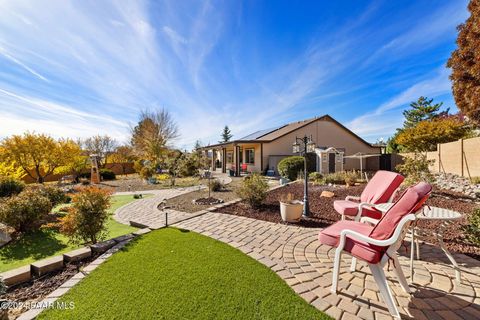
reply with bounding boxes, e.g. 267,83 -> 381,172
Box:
399,136 -> 480,178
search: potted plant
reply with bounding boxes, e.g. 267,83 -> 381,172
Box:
279,193 -> 303,222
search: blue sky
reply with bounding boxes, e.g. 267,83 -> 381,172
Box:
0,0 -> 469,148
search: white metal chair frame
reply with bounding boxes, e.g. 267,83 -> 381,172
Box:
342,188 -> 400,222
331,211 -> 421,319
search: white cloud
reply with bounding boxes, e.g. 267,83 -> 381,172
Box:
347,67 -> 452,138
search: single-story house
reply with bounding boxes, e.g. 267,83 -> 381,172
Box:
202,115 -> 381,176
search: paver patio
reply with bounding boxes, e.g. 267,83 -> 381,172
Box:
114,192 -> 480,319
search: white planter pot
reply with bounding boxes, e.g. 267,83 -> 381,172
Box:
279,200 -> 303,223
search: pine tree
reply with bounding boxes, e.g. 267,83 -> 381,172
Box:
447,0 -> 480,122
402,96 -> 447,128
219,126 -> 233,143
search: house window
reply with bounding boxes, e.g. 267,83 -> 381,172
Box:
245,149 -> 255,164
226,152 -> 233,163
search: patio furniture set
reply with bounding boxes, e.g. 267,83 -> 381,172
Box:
319,170 -> 462,319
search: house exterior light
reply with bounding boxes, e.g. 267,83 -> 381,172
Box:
292,135 -> 316,218
292,140 -> 300,154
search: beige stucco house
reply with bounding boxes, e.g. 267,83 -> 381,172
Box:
203,115 -> 381,176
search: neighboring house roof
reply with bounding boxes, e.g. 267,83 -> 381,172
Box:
205,115 -> 376,149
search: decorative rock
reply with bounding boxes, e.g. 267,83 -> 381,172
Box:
0,223 -> 12,248
112,233 -> 134,243
0,265 -> 31,286
31,256 -> 64,276
320,191 -> 335,198
433,173 -> 480,201
63,247 -> 91,262
133,228 -> 151,236
90,239 -> 116,254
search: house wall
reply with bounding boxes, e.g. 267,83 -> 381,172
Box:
262,118 -> 380,173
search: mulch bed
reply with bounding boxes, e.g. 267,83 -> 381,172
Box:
2,256 -> 96,318
215,182 -> 480,259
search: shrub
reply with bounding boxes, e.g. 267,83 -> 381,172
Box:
471,177 -> 480,185
0,189 -> 52,232
237,174 -> 269,208
59,186 -> 112,244
140,166 -> 155,180
178,154 -> 200,177
99,169 -> 116,180
37,185 -> 68,206
277,156 -> 304,181
343,171 -> 358,186
396,153 -> 434,185
210,179 -> 223,192
463,208 -> 480,246
308,172 -> 323,182
0,176 -> 25,198
156,173 -> 170,181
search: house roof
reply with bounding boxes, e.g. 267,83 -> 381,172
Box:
205,115 -> 375,149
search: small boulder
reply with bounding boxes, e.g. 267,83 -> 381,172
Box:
321,191 -> 335,198
0,223 -> 12,248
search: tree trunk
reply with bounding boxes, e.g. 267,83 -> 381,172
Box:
36,167 -> 44,184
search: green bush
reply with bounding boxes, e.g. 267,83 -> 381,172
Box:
343,171 -> 358,186
0,176 -> 25,198
277,156 -> 304,181
38,185 -> 68,206
463,208 -> 480,246
179,154 -> 200,177
59,186 -> 111,244
100,169 -> 116,180
210,179 -> 223,192
308,172 -> 323,182
396,153 -> 434,185
237,174 -> 269,208
0,189 -> 52,232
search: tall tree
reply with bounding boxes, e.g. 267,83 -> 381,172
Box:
396,117 -> 471,152
447,0 -> 480,122
0,133 -> 81,183
219,125 -> 233,143
402,96 -> 447,128
82,135 -> 117,168
130,109 -> 179,165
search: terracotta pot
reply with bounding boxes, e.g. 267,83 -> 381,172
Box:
279,200 -> 303,222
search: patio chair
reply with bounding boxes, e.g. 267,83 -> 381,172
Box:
334,170 -> 404,221
319,182 -> 432,319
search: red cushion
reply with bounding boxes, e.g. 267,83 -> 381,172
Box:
369,182 -> 432,241
360,171 -> 404,204
333,200 -> 383,219
319,221 -> 384,264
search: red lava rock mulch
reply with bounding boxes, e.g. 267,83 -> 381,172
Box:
215,182 -> 480,259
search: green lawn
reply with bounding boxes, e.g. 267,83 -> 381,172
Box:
39,228 -> 329,320
0,194 -> 151,272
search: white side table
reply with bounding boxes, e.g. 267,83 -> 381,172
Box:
374,204 -> 463,283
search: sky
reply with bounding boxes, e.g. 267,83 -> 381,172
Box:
0,0 -> 470,149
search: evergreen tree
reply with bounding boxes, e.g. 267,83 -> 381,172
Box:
219,126 -> 233,143
402,96 -> 447,128
447,0 -> 480,122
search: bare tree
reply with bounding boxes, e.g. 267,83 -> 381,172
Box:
130,109 -> 179,165
82,135 -> 118,167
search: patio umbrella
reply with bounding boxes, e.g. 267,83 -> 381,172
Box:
343,152 -> 381,179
